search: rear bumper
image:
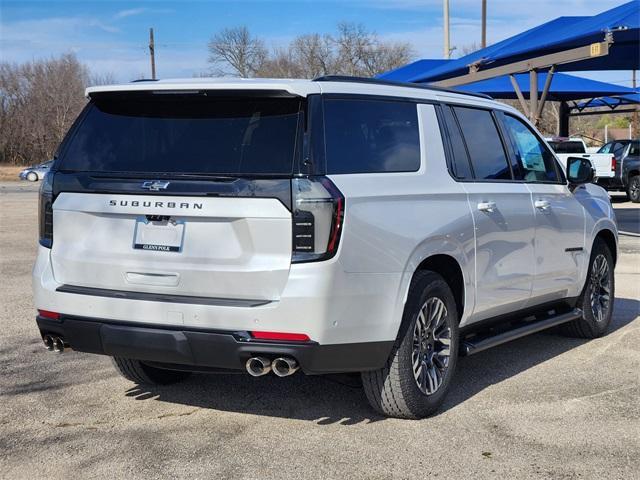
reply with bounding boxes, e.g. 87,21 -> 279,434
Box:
36,315 -> 393,374
33,243 -> 404,353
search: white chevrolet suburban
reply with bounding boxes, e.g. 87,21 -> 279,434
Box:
33,77 -> 617,419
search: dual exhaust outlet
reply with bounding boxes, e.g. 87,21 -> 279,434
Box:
43,334 -> 65,353
245,356 -> 299,377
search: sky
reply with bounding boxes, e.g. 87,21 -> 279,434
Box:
0,0 -> 635,86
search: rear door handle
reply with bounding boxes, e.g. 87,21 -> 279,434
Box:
534,200 -> 551,211
477,201 -> 497,212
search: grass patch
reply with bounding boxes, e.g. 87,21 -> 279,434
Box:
0,164 -> 25,182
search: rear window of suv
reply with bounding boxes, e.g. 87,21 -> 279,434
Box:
547,141 -> 586,154
59,95 -> 302,176
323,98 -> 421,174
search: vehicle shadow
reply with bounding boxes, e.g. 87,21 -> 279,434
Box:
609,195 -> 629,204
124,297 -> 639,425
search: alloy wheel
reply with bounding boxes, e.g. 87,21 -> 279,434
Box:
630,178 -> 640,201
589,254 -> 611,323
411,297 -> 451,395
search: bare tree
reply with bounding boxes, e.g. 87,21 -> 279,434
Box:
255,48 -> 303,78
334,22 -> 375,76
360,42 -> 414,77
457,42 -> 480,57
207,26 -> 267,77
88,71 -> 117,86
331,22 -> 414,77
290,34 -> 335,78
0,53 -> 115,166
206,23 -> 414,79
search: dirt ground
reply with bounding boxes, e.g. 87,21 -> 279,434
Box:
0,165 -> 24,182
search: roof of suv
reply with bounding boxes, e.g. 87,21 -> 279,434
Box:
85,76 -> 507,110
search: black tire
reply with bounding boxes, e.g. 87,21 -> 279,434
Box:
362,271 -> 459,419
627,175 -> 640,203
26,172 -> 38,182
111,357 -> 191,385
560,238 -> 614,338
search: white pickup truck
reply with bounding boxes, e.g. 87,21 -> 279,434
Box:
546,137 -> 616,179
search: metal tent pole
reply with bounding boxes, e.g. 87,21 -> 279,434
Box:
530,70 -> 538,124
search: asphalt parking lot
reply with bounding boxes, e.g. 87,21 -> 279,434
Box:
611,192 -> 640,236
1,182 -> 639,479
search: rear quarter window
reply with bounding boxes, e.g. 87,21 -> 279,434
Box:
452,106 -> 512,180
323,98 -> 420,174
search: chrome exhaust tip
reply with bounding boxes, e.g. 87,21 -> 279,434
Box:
271,357 -> 299,377
52,336 -> 65,353
245,357 -> 271,377
43,335 -> 54,351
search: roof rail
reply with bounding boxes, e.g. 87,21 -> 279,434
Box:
131,78 -> 159,83
312,75 -> 493,100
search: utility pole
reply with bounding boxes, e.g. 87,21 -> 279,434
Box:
149,27 -> 156,80
481,0 -> 487,49
443,0 -> 451,59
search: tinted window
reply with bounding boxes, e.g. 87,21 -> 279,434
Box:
597,142 -> 612,154
629,141 -> 640,156
453,107 -> 511,180
547,141 -> 585,154
611,142 -> 626,158
60,95 -> 301,175
440,106 -> 473,179
324,99 -> 420,174
502,115 -> 559,183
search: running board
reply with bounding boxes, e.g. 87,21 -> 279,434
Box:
461,309 -> 582,356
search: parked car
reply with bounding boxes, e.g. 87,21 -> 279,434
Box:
19,161 -> 53,182
545,137 -> 616,180
33,77 -> 618,419
594,139 -> 640,202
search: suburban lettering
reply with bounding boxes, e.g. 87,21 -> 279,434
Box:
107,200 -> 204,210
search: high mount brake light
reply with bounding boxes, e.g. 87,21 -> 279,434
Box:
291,177 -> 344,263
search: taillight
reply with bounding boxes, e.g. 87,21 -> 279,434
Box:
38,173 -> 54,248
611,156 -> 616,172
291,177 -> 344,263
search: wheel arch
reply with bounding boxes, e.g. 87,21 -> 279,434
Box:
413,254 -> 466,322
594,228 -> 617,266
391,236 -> 473,345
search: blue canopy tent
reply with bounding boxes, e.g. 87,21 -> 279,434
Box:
458,73 -> 636,100
576,93 -> 640,110
379,64 -> 638,134
380,59 -> 450,82
378,1 -> 640,134
405,1 -> 640,85
380,66 -> 636,101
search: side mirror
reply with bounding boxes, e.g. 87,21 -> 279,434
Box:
566,157 -> 594,187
